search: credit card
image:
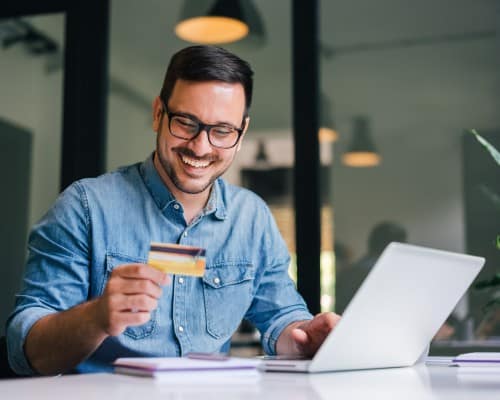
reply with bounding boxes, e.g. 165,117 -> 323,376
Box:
147,242 -> 206,276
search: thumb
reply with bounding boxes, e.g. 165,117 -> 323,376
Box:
291,327 -> 309,346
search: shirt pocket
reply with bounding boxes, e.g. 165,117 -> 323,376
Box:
101,252 -> 159,340
202,261 -> 255,339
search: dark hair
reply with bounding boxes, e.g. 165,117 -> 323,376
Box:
368,221 -> 407,254
160,45 -> 254,116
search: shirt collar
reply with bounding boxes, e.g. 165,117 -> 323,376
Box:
139,152 -> 227,220
208,178 -> 227,220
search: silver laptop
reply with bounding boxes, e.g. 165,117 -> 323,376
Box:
260,242 -> 484,373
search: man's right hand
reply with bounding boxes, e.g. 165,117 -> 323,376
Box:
25,264 -> 169,375
94,263 -> 170,336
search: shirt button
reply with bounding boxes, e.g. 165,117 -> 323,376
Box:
213,277 -> 220,285
173,204 -> 180,210
183,231 -> 188,237
178,326 -> 184,332
178,277 -> 184,284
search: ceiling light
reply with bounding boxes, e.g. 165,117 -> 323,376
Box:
319,127 -> 338,143
342,116 -> 381,167
318,93 -> 338,143
254,139 -> 270,168
175,0 -> 249,44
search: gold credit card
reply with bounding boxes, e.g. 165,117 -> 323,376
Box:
147,242 -> 206,276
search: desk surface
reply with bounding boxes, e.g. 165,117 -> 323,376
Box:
1,365 -> 499,400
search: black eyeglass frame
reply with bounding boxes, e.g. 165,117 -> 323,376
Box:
161,100 -> 246,149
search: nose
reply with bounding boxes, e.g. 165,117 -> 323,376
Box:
188,128 -> 213,155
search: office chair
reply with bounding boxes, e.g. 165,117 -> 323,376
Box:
0,336 -> 18,378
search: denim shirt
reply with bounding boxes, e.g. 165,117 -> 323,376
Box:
6,154 -> 312,375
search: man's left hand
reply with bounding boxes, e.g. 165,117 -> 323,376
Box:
276,312 -> 341,357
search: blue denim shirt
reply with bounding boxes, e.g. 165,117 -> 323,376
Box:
6,154 -> 312,375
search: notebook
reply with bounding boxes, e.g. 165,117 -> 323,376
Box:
113,354 -> 260,382
260,242 -> 484,373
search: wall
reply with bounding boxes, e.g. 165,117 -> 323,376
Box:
0,14 -> 64,229
325,37 -> 500,261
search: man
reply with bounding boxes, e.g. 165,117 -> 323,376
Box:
7,45 -> 340,376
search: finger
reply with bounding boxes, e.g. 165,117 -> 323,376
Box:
115,311 -> 152,328
114,278 -> 163,299
126,294 -> 158,312
113,263 -> 168,285
112,294 -> 158,313
294,313 -> 341,356
291,328 -> 316,357
307,312 -> 340,334
291,328 -> 309,346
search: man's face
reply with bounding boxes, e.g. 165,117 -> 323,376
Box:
152,79 -> 249,196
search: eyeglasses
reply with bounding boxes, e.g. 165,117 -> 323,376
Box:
162,101 -> 245,149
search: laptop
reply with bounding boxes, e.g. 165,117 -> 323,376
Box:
260,242 -> 484,373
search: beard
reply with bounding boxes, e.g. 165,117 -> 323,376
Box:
156,137 -> 234,195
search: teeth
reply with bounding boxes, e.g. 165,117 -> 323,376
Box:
181,155 -> 210,168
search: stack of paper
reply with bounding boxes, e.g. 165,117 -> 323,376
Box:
425,356 -> 454,366
113,355 -> 261,383
453,353 -> 500,384
452,352 -> 500,367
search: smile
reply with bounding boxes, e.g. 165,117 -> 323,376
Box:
180,154 -> 211,168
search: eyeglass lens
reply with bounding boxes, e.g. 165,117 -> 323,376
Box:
170,115 -> 239,149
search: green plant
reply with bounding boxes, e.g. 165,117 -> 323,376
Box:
470,129 -> 500,315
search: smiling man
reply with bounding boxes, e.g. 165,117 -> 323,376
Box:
6,46 -> 340,376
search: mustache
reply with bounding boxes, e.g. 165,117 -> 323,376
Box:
173,146 -> 218,162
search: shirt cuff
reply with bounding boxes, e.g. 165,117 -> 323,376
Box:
262,310 -> 313,355
6,307 -> 56,376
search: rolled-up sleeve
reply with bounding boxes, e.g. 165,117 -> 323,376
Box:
6,182 -> 90,375
244,204 -> 313,355
261,304 -> 313,355
6,307 -> 55,375
246,256 -> 313,355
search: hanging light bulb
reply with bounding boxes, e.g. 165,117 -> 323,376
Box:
318,93 -> 339,143
254,139 -> 270,169
175,0 -> 249,44
342,116 -> 381,167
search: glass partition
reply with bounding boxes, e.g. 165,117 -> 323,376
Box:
0,14 -> 65,334
321,0 -> 500,351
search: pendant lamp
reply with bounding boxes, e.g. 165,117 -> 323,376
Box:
318,93 -> 339,143
175,0 -> 250,44
342,116 -> 381,167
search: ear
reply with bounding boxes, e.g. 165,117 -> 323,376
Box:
236,116 -> 250,152
152,96 -> 164,132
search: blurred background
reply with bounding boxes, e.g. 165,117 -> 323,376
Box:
1,0 -> 499,356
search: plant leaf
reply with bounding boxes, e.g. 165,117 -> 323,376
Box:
482,297 -> 500,314
474,273 -> 500,289
471,129 -> 500,166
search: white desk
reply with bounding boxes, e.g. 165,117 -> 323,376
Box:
1,365 -> 499,399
